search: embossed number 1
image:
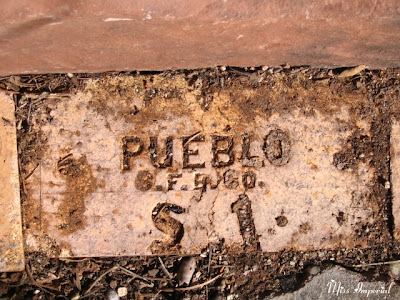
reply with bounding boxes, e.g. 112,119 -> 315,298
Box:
231,194 -> 260,250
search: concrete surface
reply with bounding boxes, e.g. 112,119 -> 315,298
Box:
271,266 -> 399,300
0,93 -> 24,272
0,0 -> 399,75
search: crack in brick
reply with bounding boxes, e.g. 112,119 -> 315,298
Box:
207,190 -> 220,241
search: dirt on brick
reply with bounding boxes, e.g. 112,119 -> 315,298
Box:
0,66 -> 399,299
56,154 -> 97,235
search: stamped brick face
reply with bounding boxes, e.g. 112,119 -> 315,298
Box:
0,93 -> 24,271
24,75 -> 390,257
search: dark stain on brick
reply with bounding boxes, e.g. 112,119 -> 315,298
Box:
56,154 -> 97,235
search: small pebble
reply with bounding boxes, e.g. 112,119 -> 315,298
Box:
107,290 -> 119,300
336,163 -> 346,170
117,287 -> 128,297
110,280 -> 117,289
220,66 -> 226,71
390,262 -> 400,278
309,265 -> 320,275
261,65 -> 268,71
385,181 -> 391,189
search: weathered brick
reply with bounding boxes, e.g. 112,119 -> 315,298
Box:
0,93 -> 24,271
0,0 -> 399,75
24,76 -> 390,257
391,120 -> 400,239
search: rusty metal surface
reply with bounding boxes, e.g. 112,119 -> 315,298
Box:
23,75 -> 390,257
0,93 -> 24,271
0,0 -> 399,75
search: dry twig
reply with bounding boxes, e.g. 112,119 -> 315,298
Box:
83,264 -> 154,297
158,257 -> 173,279
353,259 -> 400,268
25,263 -> 56,295
24,164 -> 39,180
84,265 -> 119,295
160,273 -> 222,292
118,266 -> 154,287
